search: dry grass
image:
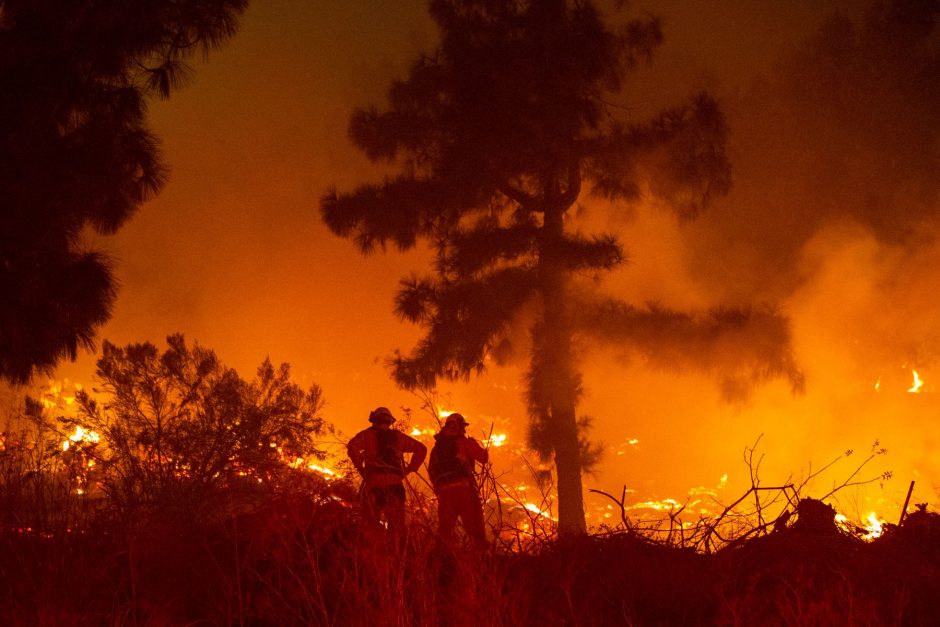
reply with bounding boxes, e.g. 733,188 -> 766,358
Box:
1,490 -> 938,626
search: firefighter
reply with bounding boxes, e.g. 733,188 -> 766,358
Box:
347,406 -> 427,532
428,412 -> 489,547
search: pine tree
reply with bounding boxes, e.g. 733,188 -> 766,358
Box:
0,0 -> 247,383
322,0 -> 802,533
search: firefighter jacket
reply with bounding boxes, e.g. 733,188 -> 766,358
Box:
347,426 -> 427,488
428,426 -> 488,489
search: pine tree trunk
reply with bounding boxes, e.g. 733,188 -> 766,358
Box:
551,392 -> 587,534
540,198 -> 587,535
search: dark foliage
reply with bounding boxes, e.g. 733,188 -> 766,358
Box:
73,334 -> 329,519
0,0 -> 247,383
1,496 -> 938,625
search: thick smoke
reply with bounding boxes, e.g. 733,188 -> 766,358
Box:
685,0 -> 940,301
578,0 -> 940,513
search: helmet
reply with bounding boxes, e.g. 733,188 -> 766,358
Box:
444,412 -> 469,428
369,406 -> 396,424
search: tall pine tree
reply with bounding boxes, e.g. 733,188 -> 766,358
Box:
322,0 -> 802,533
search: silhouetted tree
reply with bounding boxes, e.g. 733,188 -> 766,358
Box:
73,334 -> 328,518
322,0 -> 803,533
0,0 -> 247,383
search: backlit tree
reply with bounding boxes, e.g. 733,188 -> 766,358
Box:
74,334 -> 328,517
322,0 -> 803,533
0,0 -> 247,383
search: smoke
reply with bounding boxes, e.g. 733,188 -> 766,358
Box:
576,0 -> 940,515
685,0 -> 940,300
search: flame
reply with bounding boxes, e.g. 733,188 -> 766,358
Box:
436,406 -> 457,420
523,502 -> 557,521
62,425 -> 100,451
629,498 -> 682,512
836,511 -> 886,541
306,463 -> 342,479
284,453 -> 344,480
409,425 -> 437,438
40,379 -> 82,411
615,437 -> 640,456
864,511 -> 885,539
485,433 -> 507,447
908,370 -> 924,393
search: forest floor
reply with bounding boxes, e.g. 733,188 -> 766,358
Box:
2,494 -> 939,626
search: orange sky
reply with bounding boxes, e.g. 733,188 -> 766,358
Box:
54,0 -> 938,524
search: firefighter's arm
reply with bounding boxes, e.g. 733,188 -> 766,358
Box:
467,437 -> 489,465
402,434 -> 427,474
346,434 -> 366,475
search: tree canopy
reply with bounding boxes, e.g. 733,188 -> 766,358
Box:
0,0 -> 247,383
322,0 -> 803,533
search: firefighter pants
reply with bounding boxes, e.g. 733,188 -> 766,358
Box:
436,480 -> 486,546
363,484 -> 406,532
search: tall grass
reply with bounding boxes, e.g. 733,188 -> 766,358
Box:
2,399 -> 938,625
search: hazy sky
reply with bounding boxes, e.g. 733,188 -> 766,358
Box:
54,0 -> 938,522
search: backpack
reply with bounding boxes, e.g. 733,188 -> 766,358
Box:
368,428 -> 404,477
428,434 -> 471,487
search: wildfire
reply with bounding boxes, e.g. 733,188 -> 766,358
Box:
39,379 -> 82,411
485,433 -> 507,447
436,406 -> 458,420
61,425 -> 100,451
283,450 -> 344,480
410,425 -> 437,438
835,511 -> 887,541
615,437 -> 640,456
307,463 -> 342,479
874,367 -> 928,392
629,498 -> 683,512
863,511 -> 885,539
523,502 -> 557,521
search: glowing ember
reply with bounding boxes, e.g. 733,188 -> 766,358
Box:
908,370 -> 924,393
285,454 -> 343,480
615,437 -> 640,456
629,498 -> 682,512
523,502 -> 557,521
307,463 -> 342,479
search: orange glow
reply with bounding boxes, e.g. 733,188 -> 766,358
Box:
523,502 -> 557,522
38,2 -> 938,543
484,433 -> 507,448
306,462 -> 342,480
62,425 -> 100,451
864,511 -> 885,539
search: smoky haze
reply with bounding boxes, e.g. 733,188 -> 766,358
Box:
582,0 -> 939,512
49,0 -> 938,521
